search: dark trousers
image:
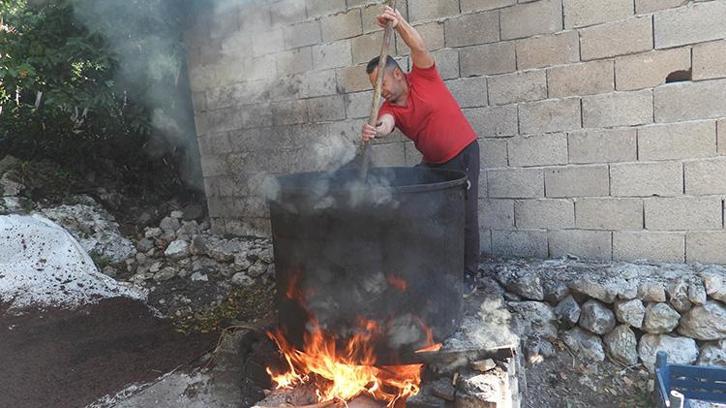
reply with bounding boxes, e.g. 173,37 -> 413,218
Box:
419,141 -> 480,278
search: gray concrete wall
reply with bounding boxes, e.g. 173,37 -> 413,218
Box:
185,0 -> 726,263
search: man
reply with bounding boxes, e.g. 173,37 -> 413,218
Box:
361,6 -> 481,287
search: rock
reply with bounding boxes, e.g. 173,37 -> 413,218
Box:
470,359 -> 496,373
136,238 -> 154,252
678,301 -> 726,340
430,378 -> 455,401
178,221 -> 200,237
170,210 -> 184,219
569,278 -> 617,303
638,334 -> 698,372
638,282 -> 666,303
698,339 -> 726,367
149,262 -> 162,273
457,372 -> 503,407
553,295 -> 580,328
205,237 -> 243,262
603,325 -> 639,366
191,272 -> 209,282
667,280 -> 692,313
159,216 -> 181,234
247,261 -> 268,278
643,303 -> 680,334
259,247 -> 274,264
190,235 -> 208,255
687,281 -> 707,305
0,155 -> 20,174
231,272 -> 254,287
503,292 -> 521,301
543,279 -> 569,303
145,227 -> 162,239
504,270 -> 544,300
154,267 -> 177,282
562,327 -> 605,361
508,301 -> 557,338
164,240 -> 190,259
526,338 -> 556,363
102,265 -> 117,278
614,299 -> 645,329
0,173 -> 24,196
701,268 -> 726,303
579,300 -> 616,335
234,253 -> 252,270
182,203 -> 205,221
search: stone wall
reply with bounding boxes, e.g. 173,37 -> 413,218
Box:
185,0 -> 726,263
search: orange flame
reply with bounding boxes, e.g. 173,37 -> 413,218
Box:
386,275 -> 408,292
266,317 -> 435,407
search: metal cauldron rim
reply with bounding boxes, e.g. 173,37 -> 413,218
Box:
273,166 -> 468,195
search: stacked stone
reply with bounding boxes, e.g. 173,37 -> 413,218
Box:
486,258 -> 726,372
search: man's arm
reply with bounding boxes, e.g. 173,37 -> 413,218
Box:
377,6 -> 434,69
362,113 -> 395,142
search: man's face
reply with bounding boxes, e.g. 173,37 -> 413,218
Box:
369,67 -> 406,104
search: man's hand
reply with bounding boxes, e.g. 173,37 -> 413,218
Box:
362,122 -> 384,142
376,5 -> 402,29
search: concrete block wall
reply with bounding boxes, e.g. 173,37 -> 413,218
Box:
185,0 -> 726,264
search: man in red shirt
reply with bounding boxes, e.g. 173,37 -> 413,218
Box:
362,6 -> 480,287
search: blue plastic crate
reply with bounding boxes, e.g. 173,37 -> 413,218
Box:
655,351 -> 726,408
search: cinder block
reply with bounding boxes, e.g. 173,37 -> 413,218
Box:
460,42 -> 516,76
582,90 -> 653,128
635,0 -> 687,14
409,0 -> 460,22
480,228 -> 493,254
613,231 -> 685,263
488,70 -> 547,105
654,1 -> 726,49
446,77 -> 488,108
396,22 -> 445,55
487,168 -> 544,198
210,217 -> 227,235
432,48 -> 460,80
313,40 -> 352,70
479,138 -> 508,168
361,0 -> 409,34
508,133 -> 568,167
685,158 -> 726,195
693,40 -> 726,81
492,230 -> 549,258
322,9 -> 362,42
563,0 -> 634,29
336,65 -> 371,93
283,20 -> 321,49
444,11 -> 499,48
270,0 -> 307,25
687,232 -> 726,264
301,69 -> 338,98
462,0 -> 516,12
306,0 -> 346,18
610,161 -> 683,197
515,199 -> 575,229
479,199 -> 515,229
352,31 -> 384,65
545,165 -> 610,197
638,121 -> 717,161
276,47 -> 314,75
519,98 -> 582,134
549,230 -> 612,261
307,95 -> 346,123
654,79 -> 726,123
464,105 -> 519,138
516,31 -> 580,70
344,90 -> 373,119
576,198 -> 643,230
271,100 -> 308,126
548,60 -> 614,98
477,169 -> 487,198
252,29 -> 285,57
580,16 -> 653,61
568,128 -> 637,164
226,217 -> 271,237
645,197 -> 722,231
720,119 -> 726,155
500,0 -> 562,40
370,142 -> 406,166
615,48 -> 691,91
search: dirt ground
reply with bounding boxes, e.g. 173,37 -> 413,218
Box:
0,298 -> 216,408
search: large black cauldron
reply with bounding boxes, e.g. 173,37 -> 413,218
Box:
268,167 -> 466,361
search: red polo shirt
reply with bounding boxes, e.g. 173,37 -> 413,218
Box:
378,64 -> 477,164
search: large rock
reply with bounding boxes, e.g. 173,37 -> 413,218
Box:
614,299 -> 645,329
667,280 -> 693,313
638,281 -> 666,303
543,279 -> 569,303
39,199 -> 136,263
0,214 -> 144,310
553,295 -> 580,328
678,301 -> 726,341
701,268 -> 726,303
604,325 -> 639,366
164,240 -> 190,260
159,216 -> 181,234
579,300 -> 616,335
504,271 -> 544,301
570,278 -> 617,303
638,334 -> 698,372
643,303 -> 680,334
687,281 -> 707,305
698,339 -> 726,367
562,327 -> 605,361
508,301 -> 557,339
0,173 -> 24,196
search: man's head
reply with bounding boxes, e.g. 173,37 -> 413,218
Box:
366,56 -> 407,104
